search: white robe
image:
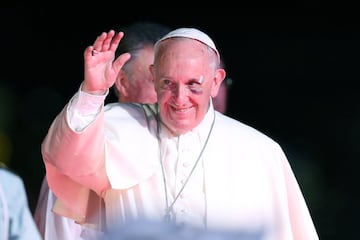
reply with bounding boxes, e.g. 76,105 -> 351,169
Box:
42,90 -> 319,240
34,178 -> 100,239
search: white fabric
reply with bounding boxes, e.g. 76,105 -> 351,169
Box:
0,175 -> 9,240
103,103 -> 214,228
155,27 -> 220,62
42,89 -> 319,240
34,178 -> 101,239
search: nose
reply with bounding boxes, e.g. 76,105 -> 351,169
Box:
173,84 -> 189,104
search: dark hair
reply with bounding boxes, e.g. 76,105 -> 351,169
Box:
115,21 -> 172,58
110,21 -> 172,100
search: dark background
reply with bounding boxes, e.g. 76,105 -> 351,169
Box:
1,8 -> 359,239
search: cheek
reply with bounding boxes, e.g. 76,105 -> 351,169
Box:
156,90 -> 169,104
157,94 -> 170,116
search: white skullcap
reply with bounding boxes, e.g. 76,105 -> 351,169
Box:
155,27 -> 220,62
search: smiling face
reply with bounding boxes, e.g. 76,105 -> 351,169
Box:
151,38 -> 226,135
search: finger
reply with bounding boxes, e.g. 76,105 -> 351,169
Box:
113,52 -> 131,73
91,49 -> 99,56
84,46 -> 95,59
109,31 -> 124,53
101,30 -> 116,51
92,32 -> 107,51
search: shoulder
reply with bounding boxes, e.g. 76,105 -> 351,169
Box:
214,112 -> 280,147
104,103 -> 158,121
104,103 -> 155,117
0,168 -> 26,200
0,168 -> 23,185
103,103 -> 158,135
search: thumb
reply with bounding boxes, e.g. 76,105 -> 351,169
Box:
113,52 -> 131,74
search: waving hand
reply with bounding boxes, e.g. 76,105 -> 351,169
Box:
82,30 -> 131,95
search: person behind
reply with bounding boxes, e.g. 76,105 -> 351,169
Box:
112,21 -> 172,104
212,59 -> 231,114
41,27 -> 319,239
0,165 -> 41,240
34,21 -> 172,240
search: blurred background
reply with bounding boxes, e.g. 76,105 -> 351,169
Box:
1,7 -> 359,239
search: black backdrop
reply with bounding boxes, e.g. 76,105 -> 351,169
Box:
1,8 -> 359,239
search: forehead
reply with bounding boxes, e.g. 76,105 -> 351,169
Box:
153,38 -> 216,83
156,38 -> 212,62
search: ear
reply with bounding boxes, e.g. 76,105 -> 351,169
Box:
149,64 -> 156,87
114,70 -> 130,98
211,68 -> 226,98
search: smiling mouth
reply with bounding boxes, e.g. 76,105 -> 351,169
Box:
171,106 -> 192,113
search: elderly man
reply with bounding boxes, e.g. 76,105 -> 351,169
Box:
41,27 -> 319,240
35,21 -> 171,239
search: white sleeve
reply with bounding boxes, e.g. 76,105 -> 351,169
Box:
67,86 -> 108,132
35,179 -> 84,240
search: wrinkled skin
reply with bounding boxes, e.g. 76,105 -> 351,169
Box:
82,30 -> 226,135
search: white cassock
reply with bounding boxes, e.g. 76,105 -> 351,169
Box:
34,178 -> 100,239
42,89 -> 319,240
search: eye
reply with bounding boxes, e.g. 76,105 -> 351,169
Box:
163,79 -> 171,85
160,79 -> 172,90
188,80 -> 203,94
188,80 -> 201,87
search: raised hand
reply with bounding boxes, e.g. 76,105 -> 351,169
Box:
82,30 -> 131,95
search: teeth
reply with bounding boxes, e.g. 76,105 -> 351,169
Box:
174,108 -> 189,112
